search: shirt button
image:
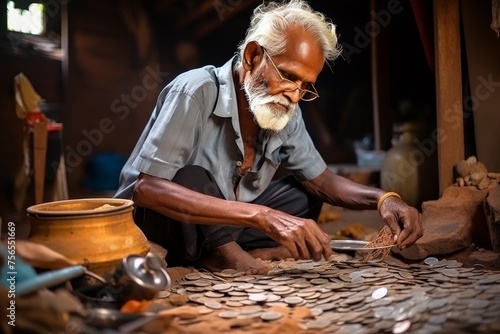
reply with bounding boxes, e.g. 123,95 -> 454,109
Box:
236,161 -> 243,167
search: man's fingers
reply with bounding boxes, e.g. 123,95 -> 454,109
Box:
384,216 -> 401,242
398,215 -> 423,248
295,240 -> 311,259
307,235 -> 326,261
285,243 -> 300,259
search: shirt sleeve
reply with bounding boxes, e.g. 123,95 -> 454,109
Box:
131,87 -> 206,181
279,106 -> 327,181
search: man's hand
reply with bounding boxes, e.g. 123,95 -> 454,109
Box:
259,209 -> 332,261
378,196 -> 423,248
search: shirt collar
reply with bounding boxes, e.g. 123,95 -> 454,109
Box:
213,56 -> 239,118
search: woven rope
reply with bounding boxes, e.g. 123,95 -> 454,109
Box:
362,225 -> 395,261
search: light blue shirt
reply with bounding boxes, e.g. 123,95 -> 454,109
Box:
115,57 -> 327,202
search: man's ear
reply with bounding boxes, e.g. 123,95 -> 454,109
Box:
242,41 -> 264,72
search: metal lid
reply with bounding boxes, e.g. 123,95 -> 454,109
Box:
122,253 -> 170,290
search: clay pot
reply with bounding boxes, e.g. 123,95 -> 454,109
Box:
380,122 -> 439,210
27,198 -> 150,277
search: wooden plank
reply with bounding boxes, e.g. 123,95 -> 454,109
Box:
434,0 -> 464,194
370,0 -> 392,151
33,122 -> 48,204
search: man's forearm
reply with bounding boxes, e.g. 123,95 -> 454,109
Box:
133,173 -> 266,229
302,169 -> 386,210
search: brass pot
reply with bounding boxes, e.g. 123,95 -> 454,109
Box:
27,198 -> 150,277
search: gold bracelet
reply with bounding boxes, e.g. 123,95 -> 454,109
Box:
377,192 -> 401,212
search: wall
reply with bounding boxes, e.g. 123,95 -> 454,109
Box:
63,0 -> 163,196
462,0 -> 500,172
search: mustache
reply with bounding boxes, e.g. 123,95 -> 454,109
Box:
243,75 -> 295,110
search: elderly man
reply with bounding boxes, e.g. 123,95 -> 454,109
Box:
115,0 -> 422,274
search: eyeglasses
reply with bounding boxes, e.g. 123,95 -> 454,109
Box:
262,48 -> 320,102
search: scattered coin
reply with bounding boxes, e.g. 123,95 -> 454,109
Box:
371,287 -> 388,300
260,311 -> 283,321
424,257 -> 439,265
185,272 -> 203,280
204,300 -> 222,309
392,319 -> 411,333
172,254 -> 500,333
283,296 -> 304,305
157,290 -> 170,298
248,293 -> 267,302
218,310 -> 240,319
212,283 -> 232,291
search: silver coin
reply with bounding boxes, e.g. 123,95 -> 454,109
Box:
205,291 -> 224,298
310,278 -> 329,285
392,319 -> 411,333
233,276 -> 256,282
212,283 -> 232,291
266,293 -> 281,302
469,299 -> 490,309
442,269 -> 460,277
226,300 -> 243,307
424,257 -> 439,265
260,311 -> 284,321
349,271 -> 363,279
196,305 -> 214,315
371,287 -> 388,300
291,281 -> 312,289
157,290 -> 170,298
248,293 -> 267,302
185,272 -> 203,280
204,300 -> 222,309
283,296 -> 304,305
192,280 -> 212,287
186,286 -> 206,292
233,283 -> 253,290
351,276 -> 365,284
305,319 -> 331,330
218,310 -> 240,319
310,308 -> 323,317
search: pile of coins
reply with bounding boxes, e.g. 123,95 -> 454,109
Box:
165,256 -> 500,333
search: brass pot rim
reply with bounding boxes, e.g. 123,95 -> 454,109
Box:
26,198 -> 134,218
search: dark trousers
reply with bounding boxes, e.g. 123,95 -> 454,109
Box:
134,166 -> 322,267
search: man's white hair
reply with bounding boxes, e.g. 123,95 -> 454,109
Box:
237,0 -> 341,63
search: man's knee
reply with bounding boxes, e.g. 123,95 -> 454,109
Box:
172,165 -> 224,198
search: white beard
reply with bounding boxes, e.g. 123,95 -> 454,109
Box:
243,74 -> 297,133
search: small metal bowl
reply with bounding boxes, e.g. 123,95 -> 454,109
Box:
330,239 -> 394,251
73,283 -> 121,309
82,308 -> 156,330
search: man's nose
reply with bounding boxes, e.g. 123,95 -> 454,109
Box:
283,89 -> 301,104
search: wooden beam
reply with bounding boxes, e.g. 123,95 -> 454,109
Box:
370,0 -> 392,151
434,0 -> 464,194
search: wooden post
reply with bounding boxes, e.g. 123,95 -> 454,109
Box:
371,0 -> 392,151
434,0 -> 464,194
33,122 -> 48,204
